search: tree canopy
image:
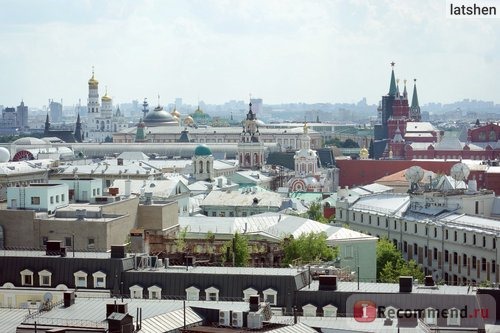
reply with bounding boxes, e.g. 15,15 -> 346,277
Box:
282,232 -> 337,266
222,232 -> 250,267
376,238 -> 424,282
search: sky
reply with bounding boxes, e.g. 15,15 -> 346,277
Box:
1,0 -> 499,108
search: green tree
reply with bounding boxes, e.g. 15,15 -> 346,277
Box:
376,238 -> 424,282
342,138 -> 359,148
174,227 -> 188,253
222,232 -> 250,267
282,232 -> 337,265
306,202 -> 328,223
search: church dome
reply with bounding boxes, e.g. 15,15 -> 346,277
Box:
194,144 -> 212,156
171,109 -> 181,117
101,93 -> 112,102
184,116 -> 194,125
255,119 -> 265,127
88,73 -> 98,86
143,105 -> 177,127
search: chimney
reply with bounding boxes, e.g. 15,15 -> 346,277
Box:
111,245 -> 126,259
125,179 -> 131,197
424,275 -> 435,287
108,187 -> 119,196
63,291 -> 75,307
249,295 -> 260,312
106,302 -> 128,317
399,276 -> 413,293
318,275 -> 337,291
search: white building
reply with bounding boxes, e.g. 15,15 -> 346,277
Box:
7,183 -> 69,213
336,174 -> 500,285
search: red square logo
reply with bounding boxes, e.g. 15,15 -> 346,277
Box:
353,300 -> 377,322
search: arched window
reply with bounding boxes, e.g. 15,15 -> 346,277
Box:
490,130 -> 496,141
199,161 -> 203,173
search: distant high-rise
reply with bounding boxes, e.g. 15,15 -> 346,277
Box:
250,98 -> 263,116
49,100 -> 63,123
16,100 -> 28,129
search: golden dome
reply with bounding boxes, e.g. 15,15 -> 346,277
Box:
101,93 -> 112,102
184,116 -> 194,125
360,147 -> 369,154
171,108 -> 181,117
88,71 -> 98,86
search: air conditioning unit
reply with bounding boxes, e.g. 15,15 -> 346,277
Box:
247,312 -> 263,329
232,311 -> 243,328
219,310 -> 230,326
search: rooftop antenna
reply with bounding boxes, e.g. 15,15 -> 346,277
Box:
405,165 -> 425,192
450,163 -> 470,189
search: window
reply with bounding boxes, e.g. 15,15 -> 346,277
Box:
434,228 -> 437,238
425,226 -> 428,236
473,235 -> 476,245
482,258 -> 487,271
394,221 -> 397,230
447,308 -> 461,326
404,222 -> 407,232
129,285 -> 143,299
445,230 -> 448,240
433,248 -> 438,260
186,286 -> 200,301
243,287 -> 258,301
263,288 -> 277,306
463,233 -> 467,243
403,241 -> 408,253
368,216 -> 371,224
56,195 -> 59,203
65,237 -> 72,247
242,212 -> 247,217
445,250 -> 449,262
413,243 -> 418,256
454,231 -> 457,242
424,245 -> 428,258
148,285 -> 162,299
323,305 -> 338,317
494,238 -> 497,249
205,287 -> 219,301
302,304 -> 317,317
50,196 -> 54,204
475,201 -> 479,215
385,219 -> 388,228
38,269 -> 52,287
61,194 -> 65,201
74,271 -> 88,288
463,254 -> 467,267
229,212 -> 234,217
361,215 -> 363,223
377,217 -> 380,226
92,271 -> 106,288
493,260 -> 496,273
453,252 -> 458,265
414,224 -> 417,234
87,238 -> 95,249
31,197 -> 40,205
20,269 -> 34,286
472,256 -> 477,269
424,307 -> 438,325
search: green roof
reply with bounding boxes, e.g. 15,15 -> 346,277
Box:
288,192 -> 324,203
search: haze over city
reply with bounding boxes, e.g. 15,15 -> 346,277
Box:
1,0 -> 499,107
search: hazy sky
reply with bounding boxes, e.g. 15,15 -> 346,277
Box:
1,0 -> 499,108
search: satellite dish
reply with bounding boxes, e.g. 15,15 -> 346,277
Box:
43,292 -> 53,303
450,163 -> 470,182
405,166 -> 425,192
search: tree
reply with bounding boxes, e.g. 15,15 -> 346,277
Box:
376,238 -> 424,282
342,138 -> 359,148
174,227 -> 188,253
222,232 -> 250,267
305,202 -> 328,223
282,232 -> 337,266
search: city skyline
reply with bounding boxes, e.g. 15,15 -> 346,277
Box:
1,0 -> 499,107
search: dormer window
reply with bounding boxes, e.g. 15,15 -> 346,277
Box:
92,271 -> 106,288
205,286 -> 219,301
20,269 -> 34,286
38,269 -> 52,287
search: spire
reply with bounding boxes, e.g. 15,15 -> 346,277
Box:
410,78 -> 421,121
388,62 -> 397,96
44,113 -> 50,134
74,113 -> 83,142
411,79 -> 419,108
396,79 -> 400,98
403,79 -> 408,99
